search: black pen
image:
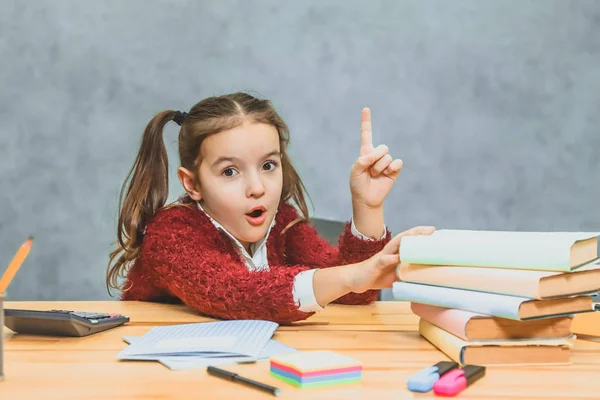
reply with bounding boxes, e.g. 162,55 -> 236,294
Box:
207,365 -> 281,397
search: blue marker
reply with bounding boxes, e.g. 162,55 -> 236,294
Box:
406,361 -> 459,392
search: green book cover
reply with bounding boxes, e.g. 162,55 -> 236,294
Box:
400,229 -> 600,272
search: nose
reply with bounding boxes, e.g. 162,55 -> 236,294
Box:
245,171 -> 265,199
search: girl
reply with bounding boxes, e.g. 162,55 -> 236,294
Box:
107,92 -> 434,324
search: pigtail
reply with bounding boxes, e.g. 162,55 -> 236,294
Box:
106,110 -> 178,294
280,151 -> 313,234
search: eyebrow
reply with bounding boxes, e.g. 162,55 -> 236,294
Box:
211,150 -> 281,168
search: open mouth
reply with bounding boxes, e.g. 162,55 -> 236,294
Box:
246,206 -> 266,218
247,209 -> 264,218
245,206 -> 267,226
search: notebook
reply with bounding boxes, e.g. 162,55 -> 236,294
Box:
399,229 -> 599,271
122,337 -> 297,370
117,320 -> 278,361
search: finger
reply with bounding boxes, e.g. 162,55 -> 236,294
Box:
360,107 -> 373,154
381,233 -> 403,255
401,226 -> 436,237
396,262 -> 410,280
377,253 -> 400,268
371,154 -> 393,177
383,159 -> 403,178
357,144 -> 388,169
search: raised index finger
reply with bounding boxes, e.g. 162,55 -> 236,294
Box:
361,107 -> 373,149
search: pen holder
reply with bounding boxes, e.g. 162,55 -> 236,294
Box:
0,292 -> 4,381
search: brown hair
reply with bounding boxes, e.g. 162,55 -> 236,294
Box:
106,92 -> 311,295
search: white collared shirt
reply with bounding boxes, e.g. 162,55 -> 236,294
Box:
196,202 -> 384,313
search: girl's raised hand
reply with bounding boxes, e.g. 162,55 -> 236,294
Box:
349,108 -> 403,209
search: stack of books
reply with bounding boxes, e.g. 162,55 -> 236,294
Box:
392,229 -> 600,365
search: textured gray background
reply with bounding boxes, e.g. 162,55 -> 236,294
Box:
1,0 -> 599,302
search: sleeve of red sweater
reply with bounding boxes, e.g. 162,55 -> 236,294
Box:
133,207 -> 315,324
281,205 -> 392,305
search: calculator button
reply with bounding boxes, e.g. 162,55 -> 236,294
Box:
72,312 -> 107,319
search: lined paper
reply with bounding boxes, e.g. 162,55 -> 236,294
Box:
121,337 -> 297,370
117,320 -> 278,360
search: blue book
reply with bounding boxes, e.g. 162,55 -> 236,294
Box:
392,281 -> 594,320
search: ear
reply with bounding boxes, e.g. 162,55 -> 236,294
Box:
177,167 -> 202,201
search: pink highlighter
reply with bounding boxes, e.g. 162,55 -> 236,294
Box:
433,365 -> 485,396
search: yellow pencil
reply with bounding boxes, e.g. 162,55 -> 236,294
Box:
0,236 -> 34,294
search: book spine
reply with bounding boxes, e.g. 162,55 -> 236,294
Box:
418,319 -> 464,364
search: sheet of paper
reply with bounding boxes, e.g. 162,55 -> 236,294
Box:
117,320 -> 278,360
122,337 -> 298,370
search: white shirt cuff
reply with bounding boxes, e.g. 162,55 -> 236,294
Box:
292,269 -> 325,313
351,218 -> 386,241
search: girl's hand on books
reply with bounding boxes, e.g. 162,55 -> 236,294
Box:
349,107 -> 403,209
347,225 -> 435,293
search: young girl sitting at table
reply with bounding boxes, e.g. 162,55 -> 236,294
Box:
106,92 -> 434,323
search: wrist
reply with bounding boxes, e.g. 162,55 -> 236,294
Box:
352,203 -> 385,239
341,263 -> 358,293
313,264 -> 357,306
342,261 -> 370,293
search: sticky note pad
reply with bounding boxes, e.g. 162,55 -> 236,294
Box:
269,350 -> 362,388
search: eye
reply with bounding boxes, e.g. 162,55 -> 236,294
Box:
262,161 -> 277,171
222,167 -> 238,177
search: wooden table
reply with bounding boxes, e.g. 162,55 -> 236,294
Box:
2,301 -> 600,399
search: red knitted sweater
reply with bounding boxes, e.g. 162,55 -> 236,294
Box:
121,202 -> 391,324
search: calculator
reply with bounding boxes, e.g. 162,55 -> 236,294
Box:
3,309 -> 130,337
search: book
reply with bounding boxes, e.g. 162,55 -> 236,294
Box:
419,319 -> 572,365
397,261 -> 600,299
116,320 -> 278,361
399,229 -> 599,272
571,312 -> 600,339
392,281 -> 594,320
411,303 -> 573,341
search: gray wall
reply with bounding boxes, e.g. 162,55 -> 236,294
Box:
1,0 -> 599,301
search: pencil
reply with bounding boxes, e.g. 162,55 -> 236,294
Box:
0,236 -> 34,294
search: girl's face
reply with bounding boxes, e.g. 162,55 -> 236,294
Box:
197,121 -> 284,250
